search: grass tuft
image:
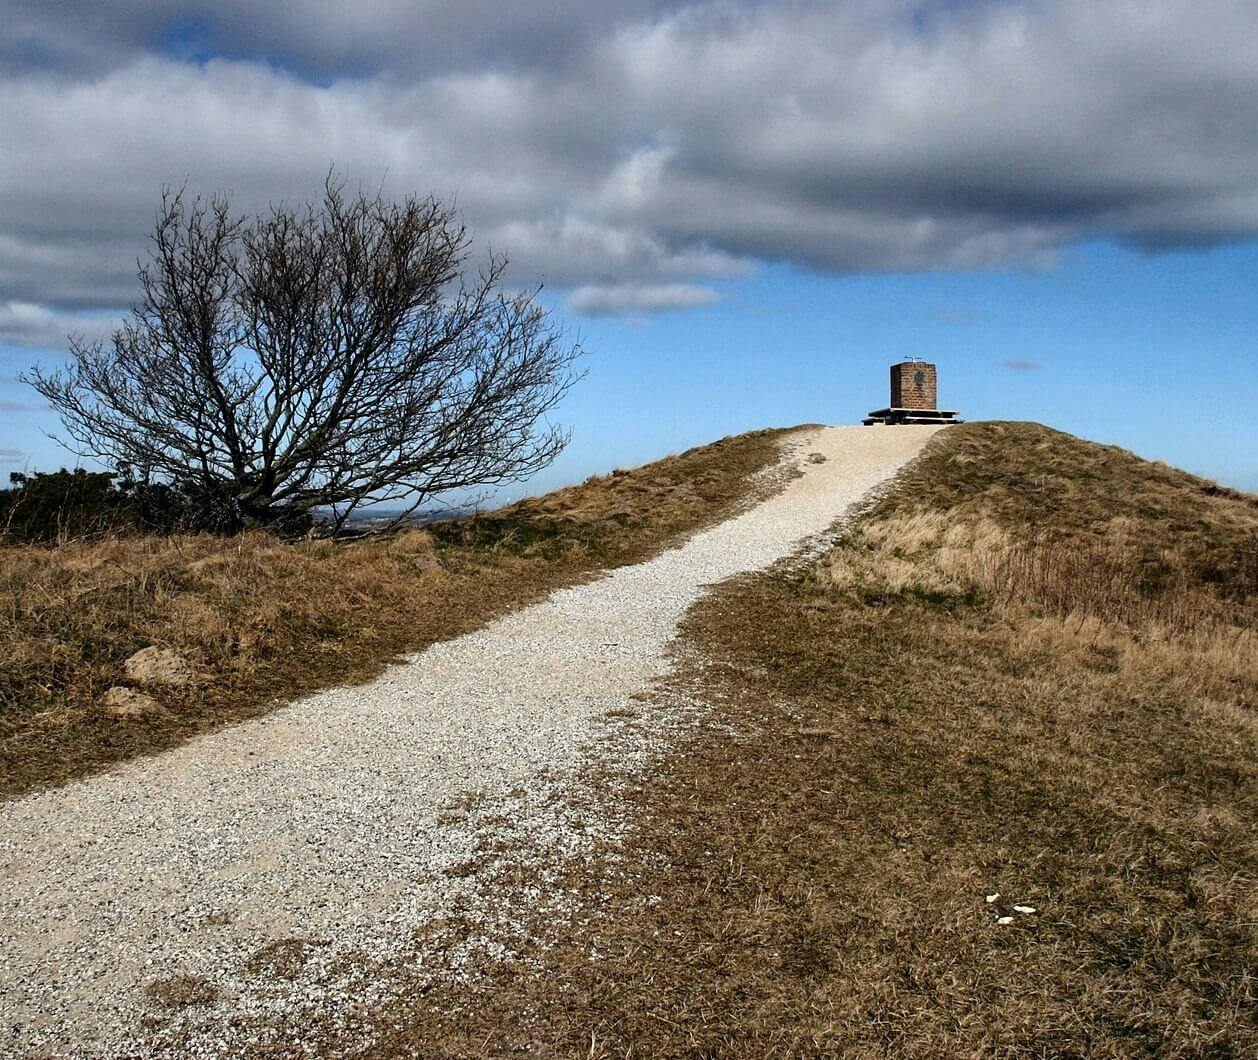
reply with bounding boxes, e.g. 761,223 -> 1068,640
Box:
144,974 -> 218,1010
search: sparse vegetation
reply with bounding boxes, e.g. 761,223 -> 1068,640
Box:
144,974 -> 218,1010
377,422 -> 1257,1057
0,427 -> 798,799
245,939 -> 326,981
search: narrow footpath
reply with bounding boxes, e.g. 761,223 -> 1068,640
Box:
0,425 -> 941,1057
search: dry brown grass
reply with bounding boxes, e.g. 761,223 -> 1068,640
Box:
144,973 -> 219,1010
820,422 -> 1257,702
0,427 -> 799,799
361,421 -> 1257,1057
244,938 -> 327,981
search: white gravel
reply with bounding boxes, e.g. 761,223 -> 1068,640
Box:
0,425 -> 941,1057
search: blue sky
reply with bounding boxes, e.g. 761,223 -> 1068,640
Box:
2,1 -> 1256,496
5,238 -> 1257,496
546,239 -> 1258,494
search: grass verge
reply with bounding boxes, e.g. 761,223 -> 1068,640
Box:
370,421 -> 1257,1057
0,427 -> 801,800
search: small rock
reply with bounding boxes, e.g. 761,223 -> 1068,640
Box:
996,916 -> 1015,925
985,893 -> 1001,904
123,646 -> 195,687
1013,905 -> 1037,915
411,550 -> 442,572
101,686 -> 162,718
807,452 -> 827,464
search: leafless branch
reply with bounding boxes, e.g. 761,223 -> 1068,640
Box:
25,174 -> 584,532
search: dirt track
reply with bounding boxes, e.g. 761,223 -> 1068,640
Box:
0,424 -> 942,1057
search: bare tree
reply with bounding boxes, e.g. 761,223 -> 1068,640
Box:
26,176 -> 583,533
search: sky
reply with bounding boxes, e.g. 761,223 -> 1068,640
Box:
1,0 -> 1256,495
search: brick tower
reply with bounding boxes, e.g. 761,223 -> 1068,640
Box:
864,359 -> 960,425
890,360 -> 936,410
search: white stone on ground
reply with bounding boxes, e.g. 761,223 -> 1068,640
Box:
0,424 -> 941,1056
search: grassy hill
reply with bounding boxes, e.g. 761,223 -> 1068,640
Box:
4,420 -> 1254,1055
0,427 -> 798,799
393,421 -> 1258,1057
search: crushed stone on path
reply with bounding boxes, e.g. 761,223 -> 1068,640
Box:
0,425 -> 941,1056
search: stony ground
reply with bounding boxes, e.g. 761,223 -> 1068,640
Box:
0,425 -> 940,1058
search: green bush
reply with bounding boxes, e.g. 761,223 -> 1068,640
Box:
0,467 -> 195,543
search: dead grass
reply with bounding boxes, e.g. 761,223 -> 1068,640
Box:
0,427 -> 800,799
359,421 -> 1257,1057
244,938 -> 326,981
144,974 -> 219,1010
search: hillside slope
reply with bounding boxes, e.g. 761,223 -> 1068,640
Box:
0,427 -> 798,798
395,421 -> 1258,1057
0,426 -> 941,1057
3,421 -> 1252,1056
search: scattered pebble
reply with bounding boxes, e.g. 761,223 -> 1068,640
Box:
985,893 -> 1001,904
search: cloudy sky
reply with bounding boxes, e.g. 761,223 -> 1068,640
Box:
2,0 -> 1257,489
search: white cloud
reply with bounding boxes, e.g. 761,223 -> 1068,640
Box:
0,302 -> 118,349
567,282 -> 719,315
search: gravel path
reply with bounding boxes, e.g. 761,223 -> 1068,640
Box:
0,425 -> 940,1056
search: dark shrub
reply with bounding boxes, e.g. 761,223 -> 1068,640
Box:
0,466 -> 206,543
1,469 -> 121,543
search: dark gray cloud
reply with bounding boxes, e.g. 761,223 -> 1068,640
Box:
1002,358 -> 1042,371
1,1 -> 680,78
1,0 -> 1256,325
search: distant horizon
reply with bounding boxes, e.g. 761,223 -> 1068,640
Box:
8,400 -> 1256,506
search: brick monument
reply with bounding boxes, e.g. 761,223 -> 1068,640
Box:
864,358 -> 960,425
